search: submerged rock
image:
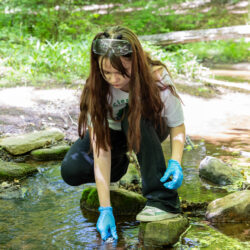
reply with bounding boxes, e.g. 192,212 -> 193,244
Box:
139,215 -> 189,246
80,186 -> 146,215
212,222 -> 250,242
0,128 -> 64,155
206,190 -> 250,223
31,144 -> 70,161
199,156 -> 243,185
176,221 -> 250,249
0,159 -> 38,180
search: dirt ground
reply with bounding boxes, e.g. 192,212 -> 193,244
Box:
0,77 -> 249,153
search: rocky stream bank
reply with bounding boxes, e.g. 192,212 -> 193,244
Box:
0,126 -> 249,247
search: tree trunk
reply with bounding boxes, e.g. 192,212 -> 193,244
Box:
139,25 -> 250,45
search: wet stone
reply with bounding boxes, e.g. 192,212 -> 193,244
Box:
30,144 -> 70,161
212,222 -> 250,241
177,221 -> 250,249
139,215 -> 189,246
199,156 -> 243,185
80,186 -> 146,215
0,159 -> 38,180
206,190 -> 250,223
0,127 -> 65,155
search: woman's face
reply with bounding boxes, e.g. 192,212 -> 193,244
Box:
99,57 -> 132,92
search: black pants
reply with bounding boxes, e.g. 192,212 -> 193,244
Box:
61,110 -> 181,213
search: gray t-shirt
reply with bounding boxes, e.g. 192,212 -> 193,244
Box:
88,68 -> 184,130
107,69 -> 184,130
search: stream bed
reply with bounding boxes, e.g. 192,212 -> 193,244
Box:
0,140 -> 249,249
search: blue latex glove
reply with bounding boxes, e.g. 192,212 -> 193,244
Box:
96,206 -> 118,241
160,159 -> 183,189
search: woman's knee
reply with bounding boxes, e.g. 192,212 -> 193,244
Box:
61,158 -> 94,186
61,159 -> 78,186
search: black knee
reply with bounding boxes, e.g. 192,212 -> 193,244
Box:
61,158 -> 94,186
61,160 -> 78,186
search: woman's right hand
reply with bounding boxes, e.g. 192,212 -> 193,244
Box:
96,206 -> 118,241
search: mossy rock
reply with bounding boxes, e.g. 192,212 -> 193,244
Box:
0,159 -> 38,180
30,144 -> 70,161
139,215 -> 189,246
0,128 -> 64,155
80,186 -> 146,215
206,190 -> 250,223
199,156 -> 243,186
176,222 -> 250,249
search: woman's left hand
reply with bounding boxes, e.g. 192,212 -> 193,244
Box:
160,159 -> 183,189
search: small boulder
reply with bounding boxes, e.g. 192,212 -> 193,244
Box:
0,128 -> 64,155
199,156 -> 243,185
31,144 -> 70,161
0,159 -> 38,180
206,190 -> 250,223
139,216 -> 189,246
80,186 -> 146,215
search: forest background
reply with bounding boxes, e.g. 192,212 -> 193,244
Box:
0,0 -> 249,87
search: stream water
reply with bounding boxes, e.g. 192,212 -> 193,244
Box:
0,140 -> 249,249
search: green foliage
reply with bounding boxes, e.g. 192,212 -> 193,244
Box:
142,42 -> 210,79
0,32 -> 94,85
88,1 -> 247,35
92,9 -> 172,35
0,0 -> 100,41
183,39 -> 250,63
0,0 -> 248,86
1,0 -> 246,41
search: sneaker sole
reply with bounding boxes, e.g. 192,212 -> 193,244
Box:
136,212 -> 179,222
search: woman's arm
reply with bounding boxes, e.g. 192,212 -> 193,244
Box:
160,124 -> 185,190
170,123 -> 186,164
89,126 -> 111,207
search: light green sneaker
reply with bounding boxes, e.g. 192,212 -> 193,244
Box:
136,205 -> 179,222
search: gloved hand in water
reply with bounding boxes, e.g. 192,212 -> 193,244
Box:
160,159 -> 183,189
96,206 -> 118,241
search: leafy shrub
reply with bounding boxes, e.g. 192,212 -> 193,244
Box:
183,39 -> 250,63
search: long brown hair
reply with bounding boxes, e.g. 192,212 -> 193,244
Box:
78,26 -> 180,155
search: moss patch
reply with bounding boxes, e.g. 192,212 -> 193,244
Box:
80,186 -> 146,215
0,159 -> 38,180
31,144 -> 70,161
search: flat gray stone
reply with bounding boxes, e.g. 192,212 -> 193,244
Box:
139,216 -> 189,246
206,190 -> 250,223
80,186 -> 146,215
0,159 -> 38,180
199,156 -> 243,185
31,144 -> 70,161
0,128 -> 64,155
